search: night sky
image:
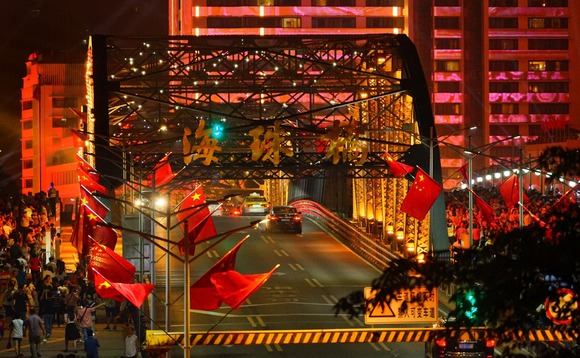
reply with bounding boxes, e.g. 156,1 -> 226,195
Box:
0,0 -> 168,181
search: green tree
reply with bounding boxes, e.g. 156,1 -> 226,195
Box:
334,146 -> 580,356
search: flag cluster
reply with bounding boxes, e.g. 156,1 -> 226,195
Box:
71,155 -> 116,257
72,154 -> 160,308
385,153 -> 443,220
190,237 -> 279,310
176,186 -> 217,256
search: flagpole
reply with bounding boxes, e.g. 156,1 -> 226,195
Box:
183,220 -> 191,357
519,147 -> 524,228
165,196 -> 171,358
468,135 -> 474,249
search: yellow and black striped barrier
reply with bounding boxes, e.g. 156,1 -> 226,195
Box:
144,328 -> 578,350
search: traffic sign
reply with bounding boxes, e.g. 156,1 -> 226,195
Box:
364,286 -> 438,325
545,287 -> 578,325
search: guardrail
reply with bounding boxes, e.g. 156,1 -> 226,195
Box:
291,200 -> 399,269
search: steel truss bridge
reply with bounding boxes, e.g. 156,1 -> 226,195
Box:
87,33 -> 448,265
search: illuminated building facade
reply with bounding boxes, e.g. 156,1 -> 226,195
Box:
20,51 -> 86,216
169,0 -> 580,188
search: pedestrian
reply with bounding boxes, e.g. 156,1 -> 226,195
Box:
120,326 -> 139,358
64,312 -> 81,353
9,312 -> 24,356
41,288 -> 56,341
76,300 -> 104,340
24,307 -> 45,358
84,328 -> 100,358
47,182 -> 59,219
104,298 -> 119,330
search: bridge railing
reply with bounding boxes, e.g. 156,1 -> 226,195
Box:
291,200 -> 399,269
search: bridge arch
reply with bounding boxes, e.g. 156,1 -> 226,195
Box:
88,33 -> 447,257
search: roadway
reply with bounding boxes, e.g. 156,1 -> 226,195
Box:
151,215 -> 427,357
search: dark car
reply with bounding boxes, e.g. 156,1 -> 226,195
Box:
265,206 -> 302,233
426,337 -> 495,358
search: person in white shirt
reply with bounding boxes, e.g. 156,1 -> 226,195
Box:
121,326 -> 139,358
9,313 -> 24,356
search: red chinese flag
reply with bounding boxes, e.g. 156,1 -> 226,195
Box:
80,186 -> 109,219
88,243 -> 135,284
91,225 -> 118,251
499,174 -> 528,208
190,237 -> 246,310
400,167 -> 443,220
70,129 -> 87,147
78,164 -> 108,195
384,152 -> 413,178
93,270 -> 154,308
176,186 -> 217,256
459,163 -> 468,181
473,192 -> 494,224
211,264 -> 279,310
93,270 -> 126,302
146,153 -> 175,187
70,207 -> 91,257
553,186 -> 577,211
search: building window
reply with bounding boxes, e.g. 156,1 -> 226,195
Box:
366,0 -> 405,5
208,0 -> 242,5
22,120 -> 33,130
528,82 -> 569,93
282,18 -> 301,28
529,103 -> 569,114
489,39 -> 519,50
366,17 -> 405,28
489,60 -> 519,71
434,17 -> 460,30
24,140 -> 33,149
434,103 -> 461,115
489,17 -> 518,28
528,39 -> 568,50
312,17 -> 356,28
489,82 -> 519,92
23,160 -> 33,169
207,17 -> 243,28
489,0 -> 518,5
528,0 -> 568,6
490,125 -> 519,136
435,0 -> 460,5
22,100 -> 33,111
435,60 -> 460,72
24,179 -> 33,189
257,0 -> 274,5
312,0 -> 355,5
52,98 -> 78,108
244,17 -> 282,27
52,117 -> 79,129
435,81 -> 461,92
528,60 -> 568,71
435,38 -> 461,49
529,18 -> 568,28
490,103 -> 519,114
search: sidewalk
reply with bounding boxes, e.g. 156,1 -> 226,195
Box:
0,321 -> 127,358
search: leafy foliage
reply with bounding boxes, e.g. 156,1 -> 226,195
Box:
334,146 -> 580,355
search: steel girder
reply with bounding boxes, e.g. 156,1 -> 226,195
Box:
88,33 -> 447,254
89,34 -> 425,181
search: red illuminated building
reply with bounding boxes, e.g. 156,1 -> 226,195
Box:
20,51 -> 87,216
169,0 -> 580,188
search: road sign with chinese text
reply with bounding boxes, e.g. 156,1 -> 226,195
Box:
364,286 -> 438,325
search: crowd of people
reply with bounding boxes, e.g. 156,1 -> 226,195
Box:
0,189 -> 140,358
445,183 -> 576,251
